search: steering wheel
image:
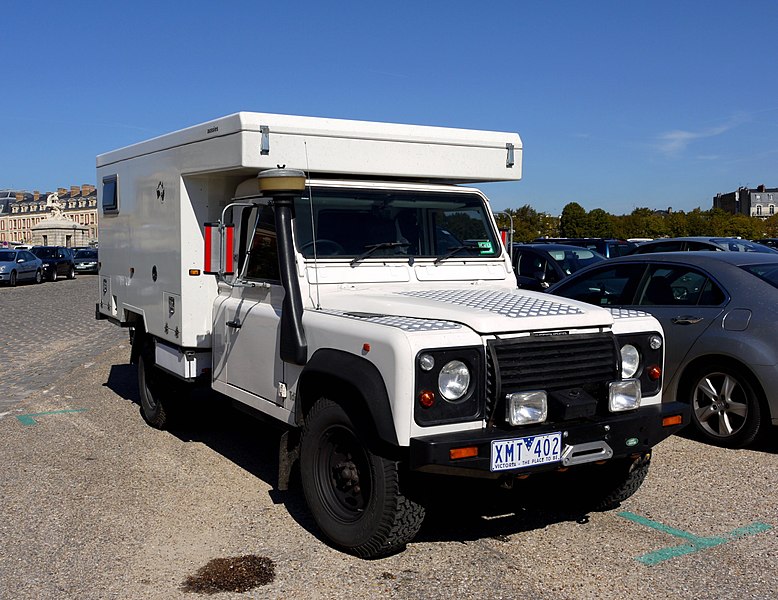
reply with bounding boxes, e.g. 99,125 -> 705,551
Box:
300,239 -> 345,255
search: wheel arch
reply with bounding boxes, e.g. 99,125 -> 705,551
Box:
298,349 -> 399,448
677,353 -> 767,409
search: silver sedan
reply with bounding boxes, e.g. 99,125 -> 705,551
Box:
0,249 -> 43,286
547,251 -> 778,448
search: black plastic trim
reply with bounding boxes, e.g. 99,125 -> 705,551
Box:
409,401 -> 689,476
301,349 -> 398,446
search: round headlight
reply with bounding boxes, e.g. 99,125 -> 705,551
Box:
438,360 -> 470,402
620,344 -> 640,378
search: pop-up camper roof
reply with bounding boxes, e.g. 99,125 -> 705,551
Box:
97,112 -> 522,183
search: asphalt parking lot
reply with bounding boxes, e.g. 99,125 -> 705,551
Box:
1,278 -> 777,599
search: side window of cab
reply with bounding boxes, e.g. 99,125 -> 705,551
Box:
244,205 -> 280,282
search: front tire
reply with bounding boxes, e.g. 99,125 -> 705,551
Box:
300,397 -> 425,558
686,363 -> 763,448
35,269 -> 42,284
49,268 -> 58,282
67,265 -> 76,279
9,271 -> 17,287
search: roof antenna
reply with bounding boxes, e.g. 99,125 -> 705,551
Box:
304,141 -> 322,310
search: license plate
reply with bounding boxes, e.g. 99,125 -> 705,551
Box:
490,432 -> 562,472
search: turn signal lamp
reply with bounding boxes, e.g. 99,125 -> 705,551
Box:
663,414 -> 683,427
419,390 -> 435,409
450,447 -> 478,460
647,365 -> 662,381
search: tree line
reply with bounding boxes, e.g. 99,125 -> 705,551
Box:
493,203 -> 778,242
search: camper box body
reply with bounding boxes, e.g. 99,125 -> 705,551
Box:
96,112 -> 522,352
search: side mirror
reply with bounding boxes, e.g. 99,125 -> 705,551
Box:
203,222 -> 234,276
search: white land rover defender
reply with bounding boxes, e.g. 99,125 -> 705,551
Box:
96,113 -> 688,558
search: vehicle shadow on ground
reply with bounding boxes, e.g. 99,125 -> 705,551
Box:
103,364 -> 604,550
676,423 -> 778,454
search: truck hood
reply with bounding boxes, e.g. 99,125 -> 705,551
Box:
319,286 -> 613,334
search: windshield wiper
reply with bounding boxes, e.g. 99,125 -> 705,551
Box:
434,245 -> 473,265
350,242 -> 410,267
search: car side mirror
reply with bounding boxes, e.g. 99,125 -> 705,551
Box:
17,258 -> 24,263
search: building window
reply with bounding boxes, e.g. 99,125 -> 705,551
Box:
756,205 -> 763,216
770,205 -> 775,216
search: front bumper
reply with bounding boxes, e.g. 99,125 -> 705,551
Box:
0,272 -> 9,282
409,401 -> 689,477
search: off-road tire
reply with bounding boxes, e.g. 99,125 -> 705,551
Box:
588,454 -> 651,511
9,271 -> 17,287
526,454 -> 650,513
138,348 -> 176,429
685,362 -> 763,448
300,397 -> 425,558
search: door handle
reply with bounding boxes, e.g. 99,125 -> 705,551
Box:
671,315 -> 704,325
226,319 -> 242,329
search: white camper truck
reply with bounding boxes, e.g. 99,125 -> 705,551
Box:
96,112 -> 688,558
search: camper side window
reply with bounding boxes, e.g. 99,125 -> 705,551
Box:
102,175 -> 118,214
244,205 -> 280,282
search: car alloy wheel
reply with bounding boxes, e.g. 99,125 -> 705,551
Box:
688,364 -> 763,448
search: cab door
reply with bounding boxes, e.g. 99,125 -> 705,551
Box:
213,204 -> 286,405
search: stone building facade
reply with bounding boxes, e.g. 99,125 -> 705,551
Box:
713,185 -> 778,218
0,185 -> 98,247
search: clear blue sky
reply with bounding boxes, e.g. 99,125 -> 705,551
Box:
4,0 -> 778,215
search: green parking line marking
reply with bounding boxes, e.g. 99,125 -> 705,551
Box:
16,409 -> 88,426
619,511 -> 772,566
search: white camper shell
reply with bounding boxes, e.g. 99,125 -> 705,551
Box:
96,113 -> 688,559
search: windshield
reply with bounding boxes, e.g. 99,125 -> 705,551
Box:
31,247 -> 57,258
293,187 -> 500,260
75,250 -> 97,258
546,248 -> 604,273
0,251 -> 16,262
711,238 -> 777,253
740,263 -> 778,289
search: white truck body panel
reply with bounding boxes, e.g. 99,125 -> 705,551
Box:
97,113 -> 521,349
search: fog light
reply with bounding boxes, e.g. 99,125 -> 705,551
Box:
506,391 -> 547,425
609,379 -> 641,412
649,334 -> 662,350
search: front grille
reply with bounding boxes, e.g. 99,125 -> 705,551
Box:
486,333 -> 619,422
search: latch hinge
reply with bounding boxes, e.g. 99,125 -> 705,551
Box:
260,125 -> 270,155
506,143 -> 515,168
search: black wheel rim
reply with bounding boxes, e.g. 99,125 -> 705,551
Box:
692,371 -> 748,439
314,424 -> 371,523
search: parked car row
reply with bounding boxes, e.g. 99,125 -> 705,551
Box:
0,246 -> 98,286
545,251 -> 778,449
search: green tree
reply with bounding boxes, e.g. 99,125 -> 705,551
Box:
587,208 -> 614,238
559,202 -> 589,237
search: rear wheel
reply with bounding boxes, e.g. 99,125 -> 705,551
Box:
686,363 -> 763,448
300,397 -> 425,558
138,343 -> 178,429
9,271 -> 17,287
